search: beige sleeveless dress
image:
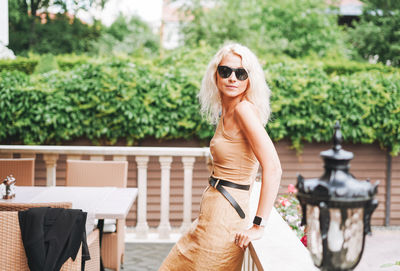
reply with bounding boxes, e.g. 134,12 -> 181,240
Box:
159,118 -> 259,271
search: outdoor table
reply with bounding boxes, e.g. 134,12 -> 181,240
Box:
0,186 -> 138,271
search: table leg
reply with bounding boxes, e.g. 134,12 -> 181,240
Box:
97,219 -> 105,271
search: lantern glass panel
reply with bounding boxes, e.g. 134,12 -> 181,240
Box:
343,208 -> 364,266
326,207 -> 364,269
307,205 -> 322,266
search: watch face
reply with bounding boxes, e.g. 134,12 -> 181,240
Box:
253,216 -> 262,225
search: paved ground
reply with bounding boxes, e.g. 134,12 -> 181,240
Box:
111,227 -> 400,271
355,227 -> 400,271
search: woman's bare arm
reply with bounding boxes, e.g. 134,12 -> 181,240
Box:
234,100 -> 282,249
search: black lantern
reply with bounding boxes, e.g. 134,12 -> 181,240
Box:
296,122 -> 378,271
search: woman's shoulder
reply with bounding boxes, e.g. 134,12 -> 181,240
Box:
234,100 -> 261,122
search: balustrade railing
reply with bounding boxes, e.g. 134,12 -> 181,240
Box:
0,145 -> 209,240
0,145 -> 315,270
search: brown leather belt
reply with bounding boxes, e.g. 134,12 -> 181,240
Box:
208,176 -> 250,219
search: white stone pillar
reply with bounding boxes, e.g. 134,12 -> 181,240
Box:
43,154 -> 58,186
0,0 -> 9,46
113,155 -> 127,161
67,155 -> 81,160
180,156 -> 195,232
90,155 -> 104,161
135,156 -> 149,238
158,156 -> 172,239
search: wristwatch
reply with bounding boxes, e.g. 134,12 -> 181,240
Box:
253,216 -> 266,227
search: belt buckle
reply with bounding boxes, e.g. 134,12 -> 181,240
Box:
213,179 -> 220,188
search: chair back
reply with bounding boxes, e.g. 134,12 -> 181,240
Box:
0,202 -> 81,271
0,211 -> 29,270
66,160 -> 128,188
0,158 -> 35,186
0,201 -> 72,211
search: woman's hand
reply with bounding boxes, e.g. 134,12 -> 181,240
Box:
235,225 -> 265,250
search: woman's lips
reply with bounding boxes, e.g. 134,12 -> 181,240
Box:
226,85 -> 238,89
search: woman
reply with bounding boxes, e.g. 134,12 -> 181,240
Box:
159,43 -> 282,271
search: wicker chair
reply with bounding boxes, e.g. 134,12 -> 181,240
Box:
0,158 -> 35,186
0,202 -> 100,271
66,160 -> 128,271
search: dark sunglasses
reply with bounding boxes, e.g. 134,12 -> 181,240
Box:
217,65 -> 248,81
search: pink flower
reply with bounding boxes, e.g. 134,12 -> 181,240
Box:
301,234 -> 307,247
288,184 -> 297,193
280,198 -> 291,207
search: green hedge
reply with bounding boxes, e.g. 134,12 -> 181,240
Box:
0,58 -> 39,74
266,61 -> 400,154
2,53 -> 399,75
0,55 -> 93,74
0,52 -> 399,155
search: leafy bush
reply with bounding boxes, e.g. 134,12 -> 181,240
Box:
313,59 -> 397,75
0,58 -> 38,74
34,54 -> 59,74
266,60 -> 400,154
55,54 -> 92,71
0,53 -> 399,155
0,55 -> 97,74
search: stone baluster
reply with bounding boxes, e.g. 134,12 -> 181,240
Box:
158,156 -> 173,239
113,155 -> 127,161
135,156 -> 149,238
67,155 -> 81,160
180,156 -> 195,232
90,155 -> 104,161
43,154 -> 59,186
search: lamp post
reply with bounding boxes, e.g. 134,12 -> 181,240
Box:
296,122 -> 378,271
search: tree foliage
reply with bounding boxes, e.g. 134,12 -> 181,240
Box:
177,0 -> 346,58
348,0 -> 400,66
8,0 -> 105,55
90,14 -> 160,56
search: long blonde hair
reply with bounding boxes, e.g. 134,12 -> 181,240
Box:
198,43 -> 271,126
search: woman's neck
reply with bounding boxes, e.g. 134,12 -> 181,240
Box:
221,93 -> 246,117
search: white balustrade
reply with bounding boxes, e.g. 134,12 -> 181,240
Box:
242,179 -> 317,271
0,144 -> 317,270
242,247 -> 258,271
158,156 -> 173,239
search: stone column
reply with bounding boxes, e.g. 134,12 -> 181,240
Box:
180,156 -> 195,232
135,156 -> 149,238
43,154 -> 59,186
158,156 -> 173,239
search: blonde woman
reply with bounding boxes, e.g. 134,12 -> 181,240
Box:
159,43 -> 282,271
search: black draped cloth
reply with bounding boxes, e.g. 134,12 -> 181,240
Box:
18,207 -> 90,271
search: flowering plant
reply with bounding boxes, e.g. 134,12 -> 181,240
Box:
275,184 -> 305,238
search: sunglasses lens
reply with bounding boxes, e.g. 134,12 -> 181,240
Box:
217,66 -> 233,78
235,69 -> 248,81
